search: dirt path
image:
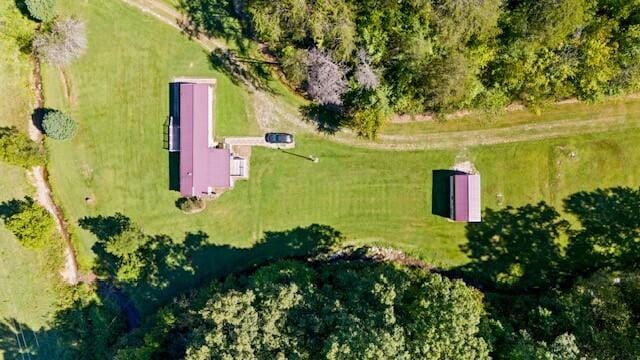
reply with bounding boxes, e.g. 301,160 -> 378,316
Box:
121,0 -> 640,150
30,56 -> 80,285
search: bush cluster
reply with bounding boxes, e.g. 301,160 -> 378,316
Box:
0,126 -> 45,168
24,0 -> 56,22
176,196 -> 206,213
42,110 -> 77,140
0,197 -> 55,249
33,17 -> 87,66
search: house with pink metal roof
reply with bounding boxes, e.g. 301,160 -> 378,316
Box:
450,173 -> 481,222
168,79 -> 246,198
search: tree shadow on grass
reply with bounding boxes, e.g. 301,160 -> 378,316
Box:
447,202 -> 570,293
31,107 -> 55,134
0,291 -> 128,360
0,198 -> 30,219
0,218 -> 345,359
209,48 -> 275,92
563,187 -> 640,272
449,186 -> 640,294
78,214 -> 344,315
300,103 -> 346,135
13,0 -> 29,19
176,0 -> 246,48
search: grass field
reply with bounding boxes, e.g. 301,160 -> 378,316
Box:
0,0 -> 61,338
0,164 -> 61,331
0,0 -> 34,130
41,0 -> 640,276
385,97 -> 640,135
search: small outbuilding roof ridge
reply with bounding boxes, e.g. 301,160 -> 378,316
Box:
450,173 -> 481,222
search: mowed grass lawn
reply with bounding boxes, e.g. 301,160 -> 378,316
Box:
0,0 -> 61,334
44,0 -> 640,273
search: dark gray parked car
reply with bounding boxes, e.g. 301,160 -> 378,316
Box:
265,132 -> 294,144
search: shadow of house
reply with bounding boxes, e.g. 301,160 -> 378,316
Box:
167,82 -> 181,191
431,169 -> 465,218
79,214 -> 344,315
168,152 -> 180,191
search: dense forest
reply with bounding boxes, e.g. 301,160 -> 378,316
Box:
114,259 -> 490,359
182,0 -> 640,136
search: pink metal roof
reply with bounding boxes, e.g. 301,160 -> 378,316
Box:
178,83 -> 230,197
467,175 -> 481,222
451,174 -> 481,222
453,175 -> 469,221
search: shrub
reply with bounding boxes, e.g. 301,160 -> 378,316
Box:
348,88 -> 391,139
0,197 -> 55,249
354,48 -> 379,91
0,127 -> 45,167
176,197 -> 206,213
33,17 -> 87,65
42,110 -> 77,140
280,45 -> 308,88
306,48 -> 347,105
24,0 -> 56,22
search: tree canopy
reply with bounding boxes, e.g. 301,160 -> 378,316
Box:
235,0 -> 640,134
114,259 -> 489,359
24,0 -> 56,22
33,17 -> 87,66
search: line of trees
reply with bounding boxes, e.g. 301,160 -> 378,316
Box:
239,0 -> 640,137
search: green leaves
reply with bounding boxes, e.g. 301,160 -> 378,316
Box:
42,109 -> 77,140
117,259 -> 489,359
0,126 -> 45,168
245,0 -> 640,127
24,0 -> 56,23
0,197 -> 55,249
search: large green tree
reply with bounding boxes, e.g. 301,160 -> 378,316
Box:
115,259 -> 489,359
